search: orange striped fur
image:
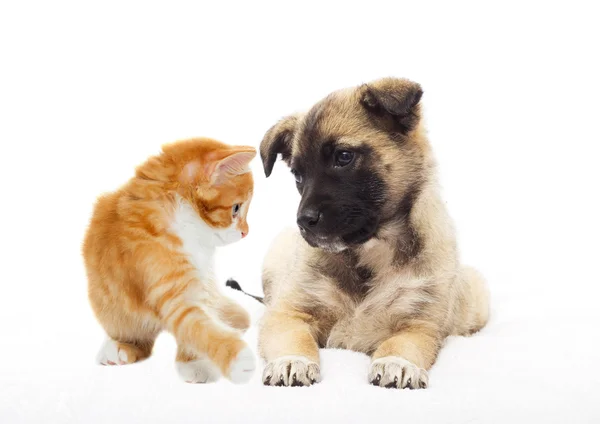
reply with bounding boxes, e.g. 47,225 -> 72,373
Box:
83,138 -> 257,383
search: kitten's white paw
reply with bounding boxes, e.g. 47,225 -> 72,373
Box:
228,347 -> 256,384
176,357 -> 221,384
96,339 -> 130,366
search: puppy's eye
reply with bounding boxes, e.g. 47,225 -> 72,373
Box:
334,151 -> 355,167
291,169 -> 303,183
232,203 -> 241,217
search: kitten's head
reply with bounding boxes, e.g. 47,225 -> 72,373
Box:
146,138 -> 256,246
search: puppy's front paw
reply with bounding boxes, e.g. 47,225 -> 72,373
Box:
368,356 -> 429,389
263,356 -> 321,387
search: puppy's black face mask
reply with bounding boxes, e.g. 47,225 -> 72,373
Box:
259,78 -> 425,254
292,140 -> 386,252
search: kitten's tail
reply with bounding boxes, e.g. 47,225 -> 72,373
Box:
226,279 -> 264,303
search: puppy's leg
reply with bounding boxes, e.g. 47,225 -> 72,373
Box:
453,266 -> 490,335
369,326 -> 441,389
259,309 -> 321,387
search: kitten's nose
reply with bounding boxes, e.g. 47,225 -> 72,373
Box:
241,232 -> 247,238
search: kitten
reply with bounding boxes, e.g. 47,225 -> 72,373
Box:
83,138 -> 257,383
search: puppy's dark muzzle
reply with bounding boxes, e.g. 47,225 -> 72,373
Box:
297,207 -> 321,231
341,215 -> 380,245
297,201 -> 378,246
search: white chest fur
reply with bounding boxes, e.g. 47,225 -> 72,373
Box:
169,197 -> 218,284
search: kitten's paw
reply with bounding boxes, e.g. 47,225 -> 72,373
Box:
263,356 -> 321,387
227,347 -> 256,384
176,357 -> 221,384
96,339 -> 139,366
368,356 -> 429,389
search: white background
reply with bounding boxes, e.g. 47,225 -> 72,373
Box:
1,1 -> 599,423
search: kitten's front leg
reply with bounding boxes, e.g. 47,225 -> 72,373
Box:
259,308 -> 321,387
144,249 -> 256,383
161,300 -> 256,383
368,326 -> 441,389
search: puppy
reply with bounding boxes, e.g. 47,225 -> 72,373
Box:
257,77 -> 489,389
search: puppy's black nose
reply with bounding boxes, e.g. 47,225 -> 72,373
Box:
297,208 -> 322,232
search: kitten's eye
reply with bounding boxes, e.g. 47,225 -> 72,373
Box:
334,151 -> 355,167
232,204 -> 241,217
291,169 -> 303,184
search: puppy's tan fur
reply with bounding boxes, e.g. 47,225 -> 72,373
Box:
258,78 -> 489,388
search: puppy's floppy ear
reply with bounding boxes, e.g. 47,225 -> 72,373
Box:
260,114 -> 299,177
360,77 -> 423,133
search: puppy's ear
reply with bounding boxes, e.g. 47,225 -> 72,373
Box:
260,114 -> 299,177
360,78 -> 423,133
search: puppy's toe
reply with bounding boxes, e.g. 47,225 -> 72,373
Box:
263,356 -> 321,387
368,356 -> 428,389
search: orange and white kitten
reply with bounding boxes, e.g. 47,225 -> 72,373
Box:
83,138 -> 257,383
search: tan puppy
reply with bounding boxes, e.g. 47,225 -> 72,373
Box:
257,78 -> 489,389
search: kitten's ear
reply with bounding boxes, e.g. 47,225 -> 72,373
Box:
208,146 -> 257,185
260,114 -> 300,177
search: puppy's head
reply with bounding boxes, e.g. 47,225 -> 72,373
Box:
261,77 -> 428,252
